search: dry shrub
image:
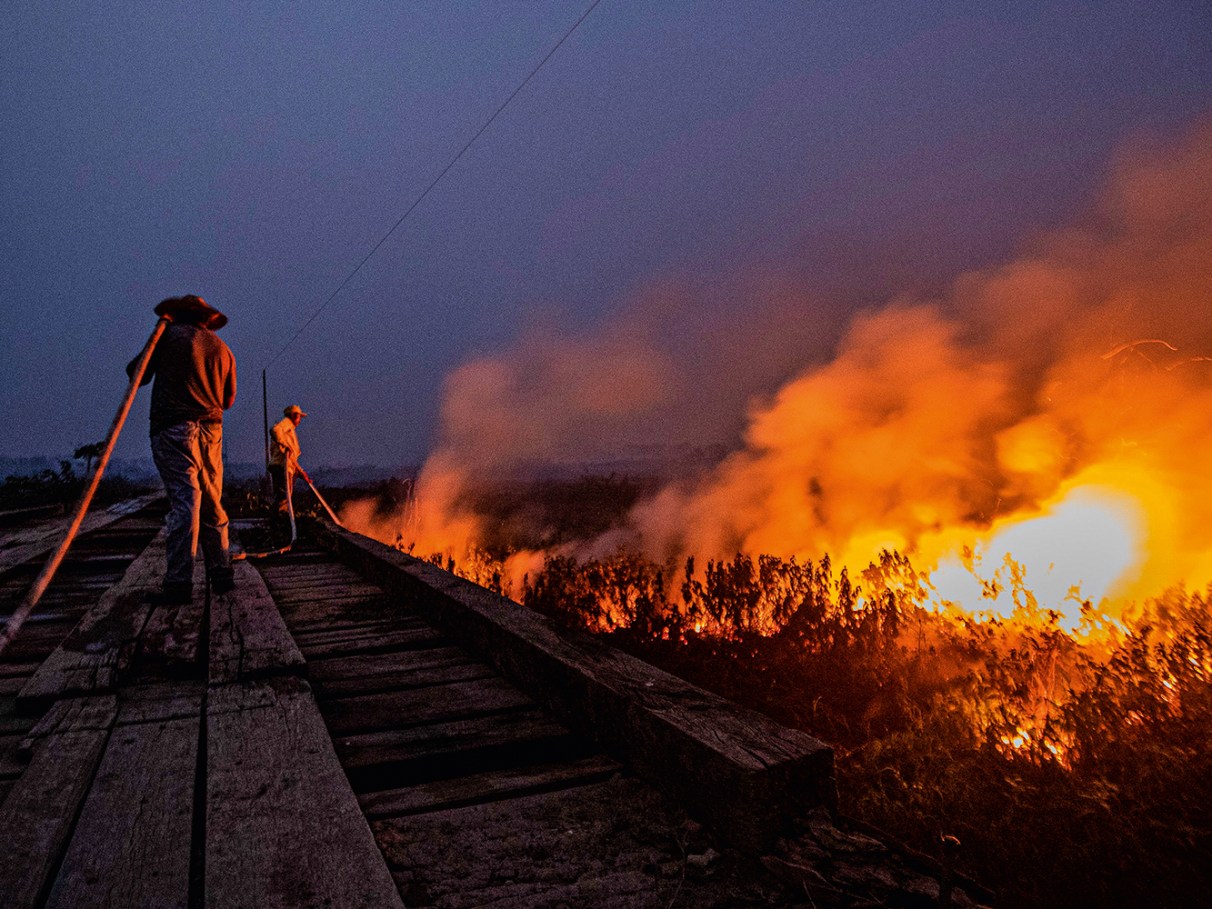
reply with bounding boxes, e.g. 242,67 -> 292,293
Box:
512,548 -> 1212,908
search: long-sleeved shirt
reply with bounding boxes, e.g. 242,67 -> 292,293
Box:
127,323 -> 236,436
269,418 -> 300,468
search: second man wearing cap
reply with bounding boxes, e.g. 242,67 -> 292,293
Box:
269,404 -> 309,535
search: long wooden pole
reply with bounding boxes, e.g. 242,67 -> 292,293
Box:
0,317 -> 169,656
302,471 -> 343,528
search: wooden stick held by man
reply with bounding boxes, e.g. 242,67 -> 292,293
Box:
269,404 -> 308,542
127,294 -> 236,603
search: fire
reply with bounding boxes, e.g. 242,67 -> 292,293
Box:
927,479 -> 1145,628
341,119 -> 1212,637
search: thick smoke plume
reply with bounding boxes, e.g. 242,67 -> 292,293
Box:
345,119 -> 1212,614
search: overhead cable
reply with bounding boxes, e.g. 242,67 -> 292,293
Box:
268,0 -> 603,366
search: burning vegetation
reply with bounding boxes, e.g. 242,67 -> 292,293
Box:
341,122 -> 1212,904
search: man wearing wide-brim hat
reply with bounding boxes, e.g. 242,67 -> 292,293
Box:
127,294 -> 236,603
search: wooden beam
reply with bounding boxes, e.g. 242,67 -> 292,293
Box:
205,676 -> 404,909
0,695 -> 117,909
16,534 -> 165,713
137,561 -> 207,677
208,560 -> 305,684
319,676 -> 532,736
358,753 -> 621,820
312,519 -> 836,852
336,709 -> 592,792
43,686 -> 202,909
0,495 -> 160,579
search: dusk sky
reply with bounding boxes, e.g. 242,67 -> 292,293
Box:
3,2 -> 1211,470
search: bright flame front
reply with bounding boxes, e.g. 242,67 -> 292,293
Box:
928,482 -> 1144,628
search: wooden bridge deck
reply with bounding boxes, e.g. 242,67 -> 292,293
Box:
0,500 -> 982,909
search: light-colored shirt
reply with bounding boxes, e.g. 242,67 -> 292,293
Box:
269,418 -> 300,467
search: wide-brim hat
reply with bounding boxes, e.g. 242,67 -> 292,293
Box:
154,295 -> 227,330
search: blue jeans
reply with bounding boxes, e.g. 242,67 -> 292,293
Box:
151,421 -> 232,588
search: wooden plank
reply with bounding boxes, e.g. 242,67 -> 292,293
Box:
205,676 -> 404,909
43,688 -> 201,909
136,599 -> 205,675
261,583 -> 372,600
292,626 -> 444,660
137,562 -> 206,677
113,680 -> 205,726
320,676 -> 532,736
315,519 -> 837,852
261,568 -> 360,586
290,619 -> 429,648
0,732 -> 27,779
318,661 -> 493,699
307,645 -> 472,682
336,709 -> 589,791
0,695 -> 117,909
358,753 -> 621,820
19,692 -> 121,755
0,503 -> 64,527
0,660 -> 42,679
208,560 -> 305,684
284,614 -> 408,637
16,535 -> 165,712
274,595 -> 395,615
273,595 -> 399,621
0,495 -> 160,578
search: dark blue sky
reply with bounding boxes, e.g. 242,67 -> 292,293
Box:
3,2 -> 1211,468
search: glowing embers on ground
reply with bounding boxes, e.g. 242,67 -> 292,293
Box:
928,479 -> 1146,628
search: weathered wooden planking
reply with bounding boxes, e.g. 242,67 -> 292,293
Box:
282,614 -> 407,638
0,503 -> 64,527
307,645 -> 473,682
315,518 -> 837,851
336,708 -> 591,790
320,675 -> 532,736
272,598 -> 400,628
208,560 -> 305,684
0,704 -> 36,740
291,625 -> 444,660
318,660 -> 493,699
358,753 -> 622,820
290,619 -> 431,649
17,694 -> 117,754
265,578 -> 385,596
0,674 -> 30,697
259,568 -> 361,586
0,495 -> 161,578
111,681 -> 206,726
205,676 -> 404,909
44,687 -> 202,909
0,731 -> 28,791
0,696 -> 118,909
16,535 -> 165,712
137,562 -> 206,676
137,598 -> 205,675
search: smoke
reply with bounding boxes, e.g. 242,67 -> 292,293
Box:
345,118 -> 1212,609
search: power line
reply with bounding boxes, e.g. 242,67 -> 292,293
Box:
268,0 -> 603,366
